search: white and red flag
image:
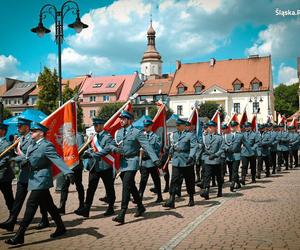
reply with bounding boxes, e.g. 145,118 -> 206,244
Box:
152,102 -> 168,152
41,100 -> 79,178
188,106 -> 202,140
251,114 -> 258,132
239,108 -> 248,128
211,110 -> 221,134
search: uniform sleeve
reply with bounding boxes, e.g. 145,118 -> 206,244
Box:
44,142 -> 73,175
137,130 -> 159,162
91,133 -> 116,159
214,136 -> 225,157
0,141 -> 11,167
188,133 -> 198,159
242,134 -> 253,152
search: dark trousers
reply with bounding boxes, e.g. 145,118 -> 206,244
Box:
226,161 -> 233,182
0,181 -> 14,211
170,166 -> 195,195
241,156 -> 256,180
21,189 -> 62,228
270,151 -> 277,173
11,181 -> 47,221
120,171 -> 141,210
227,160 -> 240,183
278,151 -> 289,169
203,164 -> 223,188
290,150 -> 298,168
258,155 -> 270,174
85,168 -> 115,207
139,166 -> 161,197
60,165 -> 84,207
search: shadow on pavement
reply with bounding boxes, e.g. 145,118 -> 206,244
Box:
222,192 -> 244,198
240,185 -> 265,190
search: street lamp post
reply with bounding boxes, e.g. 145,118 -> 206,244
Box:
31,0 -> 88,106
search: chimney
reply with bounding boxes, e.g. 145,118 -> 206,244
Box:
249,54 -> 259,59
210,58 -> 216,67
176,60 -> 181,70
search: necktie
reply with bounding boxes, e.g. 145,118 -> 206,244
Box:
123,128 -> 127,139
147,133 -> 150,140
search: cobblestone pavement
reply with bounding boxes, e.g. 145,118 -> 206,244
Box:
0,167 -> 300,250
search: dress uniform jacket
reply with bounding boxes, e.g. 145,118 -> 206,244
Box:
141,131 -> 161,168
14,133 -> 32,183
199,133 -> 224,165
113,125 -> 159,172
257,131 -> 272,157
241,131 -> 259,157
0,137 -> 14,182
25,139 -> 73,191
224,132 -> 251,161
276,131 -> 290,152
169,131 -> 198,167
269,131 -> 278,152
289,132 -> 300,151
89,131 -> 116,172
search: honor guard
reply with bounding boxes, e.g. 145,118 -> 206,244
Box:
0,118 -> 49,232
111,111 -> 161,224
269,124 -> 279,174
257,124 -> 272,178
288,125 -> 300,168
76,118 -> 116,217
0,123 -> 15,213
199,120 -> 224,199
163,118 -> 198,208
139,117 -> 163,203
241,121 -> 259,184
277,124 -> 290,171
5,122 -> 74,245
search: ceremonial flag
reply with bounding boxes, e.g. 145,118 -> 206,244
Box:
188,107 -> 201,140
288,116 -> 298,128
152,102 -> 168,152
239,108 -> 248,127
211,110 -> 221,134
41,100 -> 79,178
277,113 -> 286,125
251,114 -> 258,131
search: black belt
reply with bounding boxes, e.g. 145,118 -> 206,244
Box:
30,165 -> 49,171
124,153 -> 139,159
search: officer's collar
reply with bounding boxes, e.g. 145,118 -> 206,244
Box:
35,137 -> 45,145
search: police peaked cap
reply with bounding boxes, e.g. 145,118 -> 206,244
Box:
176,118 -> 186,125
93,118 -> 106,125
143,116 -> 153,126
17,117 -> 32,126
230,121 -> 239,127
119,110 -> 134,120
207,120 -> 217,127
30,122 -> 48,133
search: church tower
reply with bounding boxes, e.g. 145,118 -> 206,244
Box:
141,19 -> 163,77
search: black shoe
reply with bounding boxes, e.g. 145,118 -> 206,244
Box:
163,199 -> 175,208
217,187 -> 223,197
235,183 -> 241,189
265,172 -> 270,177
200,188 -> 209,200
36,220 -> 50,230
150,187 -> 157,193
272,170 -> 276,174
0,219 -> 15,232
155,196 -> 163,203
99,196 -> 109,203
251,179 -> 256,183
176,190 -> 181,197
188,196 -> 194,207
112,210 -> 125,224
50,226 -> 66,238
240,177 -> 246,185
73,206 -> 84,214
74,206 -> 90,218
57,207 -> 66,215
196,182 -> 204,189
103,206 -> 114,216
230,186 -> 236,192
163,186 -> 169,193
4,226 -> 26,245
134,205 -> 146,217
257,173 -> 261,179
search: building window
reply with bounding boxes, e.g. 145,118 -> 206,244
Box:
233,83 -> 241,91
195,86 -> 202,93
5,100 -> 8,105
178,87 -> 185,94
106,83 -> 116,88
177,105 -> 183,116
253,102 -> 260,113
251,82 -> 260,91
89,96 -> 96,102
103,95 -> 110,102
89,110 -> 96,118
93,83 -> 103,88
31,97 -> 37,105
233,103 -> 240,114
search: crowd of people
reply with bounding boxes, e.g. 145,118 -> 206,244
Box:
0,111 -> 299,245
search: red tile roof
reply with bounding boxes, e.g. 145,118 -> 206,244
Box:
2,82 -> 36,97
81,74 -> 139,101
137,77 -> 173,95
62,76 -> 88,91
169,56 -> 272,96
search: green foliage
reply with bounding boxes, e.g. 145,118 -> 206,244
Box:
274,83 -> 299,117
3,107 -> 12,120
97,102 -> 125,120
197,101 -> 225,121
148,105 -> 173,119
36,67 -> 59,115
62,82 -> 84,132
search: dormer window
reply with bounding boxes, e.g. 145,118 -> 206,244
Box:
106,83 -> 116,88
194,81 -> 204,94
177,82 -> 187,94
93,83 -> 103,88
250,78 -> 262,91
232,79 -> 244,91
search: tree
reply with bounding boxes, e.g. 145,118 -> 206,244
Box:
148,105 -> 173,119
97,102 -> 125,120
197,101 -> 225,121
36,67 -> 59,115
3,107 -> 12,120
274,83 -> 299,117
62,82 -> 84,132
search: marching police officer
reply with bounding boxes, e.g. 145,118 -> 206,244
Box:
0,118 -> 49,232
199,120 -> 224,199
257,124 -> 272,178
163,118 -> 198,208
57,132 -> 85,214
76,118 -> 116,217
5,122 -> 74,245
288,125 -> 300,168
241,121 -> 259,184
0,123 -> 14,213
277,124 -> 290,171
269,124 -> 278,174
111,111 -> 161,224
139,117 -> 163,203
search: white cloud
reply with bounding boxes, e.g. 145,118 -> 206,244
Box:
277,64 -> 299,85
0,54 -> 37,83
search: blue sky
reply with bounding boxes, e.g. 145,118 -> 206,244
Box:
0,0 -> 299,86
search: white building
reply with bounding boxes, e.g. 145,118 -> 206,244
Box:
168,56 -> 274,123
